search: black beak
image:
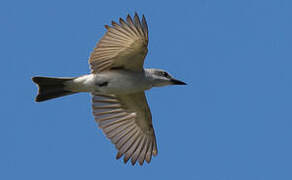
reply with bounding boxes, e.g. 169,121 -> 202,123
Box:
171,79 -> 187,85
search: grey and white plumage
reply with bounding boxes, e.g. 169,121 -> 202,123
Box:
32,13 -> 186,165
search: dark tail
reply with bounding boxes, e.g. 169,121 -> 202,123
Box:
32,76 -> 76,102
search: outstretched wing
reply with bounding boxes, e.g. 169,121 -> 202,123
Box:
91,92 -> 157,165
89,13 -> 149,73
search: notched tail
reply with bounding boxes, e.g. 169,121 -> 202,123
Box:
32,76 -> 76,102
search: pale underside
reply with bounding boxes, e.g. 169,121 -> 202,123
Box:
89,14 -> 157,165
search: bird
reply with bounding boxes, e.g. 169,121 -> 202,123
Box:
32,13 -> 186,165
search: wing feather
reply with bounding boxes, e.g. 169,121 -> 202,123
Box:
122,133 -> 142,163
107,121 -> 135,139
91,92 -> 157,165
141,15 -> 148,39
111,124 -> 136,144
131,135 -> 146,165
145,141 -> 153,163
89,13 -> 148,73
138,136 -> 149,165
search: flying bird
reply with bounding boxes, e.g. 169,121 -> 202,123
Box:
32,13 -> 186,165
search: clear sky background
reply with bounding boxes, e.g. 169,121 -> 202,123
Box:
1,0 -> 292,179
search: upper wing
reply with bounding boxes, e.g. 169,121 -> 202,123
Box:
89,13 -> 149,73
91,92 -> 157,165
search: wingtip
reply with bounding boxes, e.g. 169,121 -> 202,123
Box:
116,152 -> 123,159
126,14 -> 133,24
119,17 -> 125,24
145,156 -> 151,164
123,155 -> 130,164
111,20 -> 118,26
104,25 -> 110,30
142,14 -> 147,24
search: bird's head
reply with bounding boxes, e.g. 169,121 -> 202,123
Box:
145,68 -> 187,87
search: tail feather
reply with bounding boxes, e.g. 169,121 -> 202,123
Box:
32,76 -> 76,102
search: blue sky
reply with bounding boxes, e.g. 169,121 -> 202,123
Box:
1,0 -> 292,179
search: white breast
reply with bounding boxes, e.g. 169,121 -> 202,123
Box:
94,70 -> 152,94
66,70 -> 152,94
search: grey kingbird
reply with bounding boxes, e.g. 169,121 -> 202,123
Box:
32,13 -> 186,165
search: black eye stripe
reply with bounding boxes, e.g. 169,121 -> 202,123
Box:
162,72 -> 169,78
155,71 -> 170,78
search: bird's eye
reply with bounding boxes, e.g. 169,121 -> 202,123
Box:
162,72 -> 169,78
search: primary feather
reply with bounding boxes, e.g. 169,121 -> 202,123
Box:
89,13 -> 149,73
